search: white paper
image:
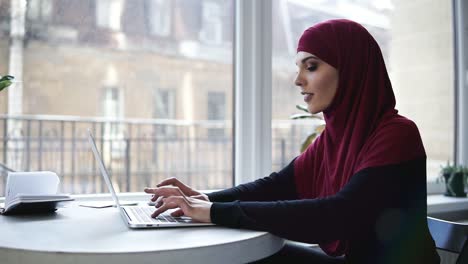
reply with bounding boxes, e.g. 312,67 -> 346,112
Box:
5,171 -> 60,203
79,201 -> 139,208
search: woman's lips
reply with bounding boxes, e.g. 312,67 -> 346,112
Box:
303,93 -> 313,103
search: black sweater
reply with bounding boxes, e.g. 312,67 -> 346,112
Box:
207,158 -> 440,264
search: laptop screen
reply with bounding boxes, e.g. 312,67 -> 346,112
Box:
87,129 -> 122,208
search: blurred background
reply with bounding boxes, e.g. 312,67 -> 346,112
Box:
0,0 -> 453,195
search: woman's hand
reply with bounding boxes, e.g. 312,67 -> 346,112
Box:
145,177 -> 210,203
148,195 -> 212,223
144,178 -> 212,222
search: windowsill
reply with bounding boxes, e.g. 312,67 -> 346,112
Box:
427,194 -> 468,217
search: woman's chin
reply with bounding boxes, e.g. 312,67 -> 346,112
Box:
308,106 -> 318,114
308,104 -> 325,114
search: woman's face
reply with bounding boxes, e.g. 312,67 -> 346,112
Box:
294,51 -> 339,114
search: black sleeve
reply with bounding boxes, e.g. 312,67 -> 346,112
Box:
210,158 -> 427,245
207,159 -> 298,202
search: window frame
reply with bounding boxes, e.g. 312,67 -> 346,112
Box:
234,0 -> 272,185
425,0 -> 468,195
454,0 -> 468,170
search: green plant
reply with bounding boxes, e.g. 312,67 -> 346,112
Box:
460,165 -> 468,186
438,161 -> 456,181
439,162 -> 468,197
290,104 -> 325,152
0,75 -> 14,92
439,163 -> 468,182
438,161 -> 454,191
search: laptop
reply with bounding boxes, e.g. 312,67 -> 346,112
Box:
87,129 -> 214,229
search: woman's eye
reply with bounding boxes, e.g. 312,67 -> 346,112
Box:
307,64 -> 317,71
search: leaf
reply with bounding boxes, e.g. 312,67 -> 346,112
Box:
300,133 -> 317,153
0,75 -> 14,92
315,124 -> 325,133
0,75 -> 14,81
290,113 -> 313,119
296,104 -> 309,113
0,80 -> 12,92
290,113 -> 324,120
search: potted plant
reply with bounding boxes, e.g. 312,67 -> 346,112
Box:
448,166 -> 467,197
439,161 -> 455,196
439,162 -> 467,197
290,104 -> 325,152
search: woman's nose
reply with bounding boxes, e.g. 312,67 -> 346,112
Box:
294,73 -> 303,87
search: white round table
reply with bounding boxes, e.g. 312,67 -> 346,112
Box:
0,202 -> 284,264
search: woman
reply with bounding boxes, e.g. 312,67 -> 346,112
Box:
144,19 -> 440,263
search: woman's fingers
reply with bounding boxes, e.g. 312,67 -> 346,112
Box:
152,196 -> 213,223
191,194 -> 210,202
155,178 -> 197,196
155,196 -> 164,207
144,186 -> 185,201
171,208 -> 184,217
151,196 -> 188,218
156,177 -> 182,187
150,196 -> 164,207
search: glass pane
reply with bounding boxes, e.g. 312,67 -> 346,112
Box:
0,0 -> 234,195
271,0 -> 454,182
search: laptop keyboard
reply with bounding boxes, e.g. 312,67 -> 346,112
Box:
127,206 -> 192,223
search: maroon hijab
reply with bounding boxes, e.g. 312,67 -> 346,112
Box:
293,19 -> 426,256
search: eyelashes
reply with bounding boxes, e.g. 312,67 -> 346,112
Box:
307,64 -> 318,72
296,61 -> 318,73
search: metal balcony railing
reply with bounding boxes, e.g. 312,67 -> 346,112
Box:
0,115 -> 317,196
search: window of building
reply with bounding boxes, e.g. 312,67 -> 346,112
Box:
96,0 -> 124,31
102,86 -> 122,117
207,91 -> 226,138
102,87 -> 124,138
101,86 -> 125,160
146,0 -> 171,37
199,0 -> 222,45
153,88 -> 175,135
153,88 -> 174,119
26,0 -> 52,22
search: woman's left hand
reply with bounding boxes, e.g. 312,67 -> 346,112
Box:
145,188 -> 213,223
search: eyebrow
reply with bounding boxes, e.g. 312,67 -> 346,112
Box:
297,55 -> 319,65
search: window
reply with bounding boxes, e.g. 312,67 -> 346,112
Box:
146,0 -> 171,37
102,86 -> 125,161
153,89 -> 174,119
26,0 -> 52,22
3,0 -> 457,197
271,0 -> 454,188
207,91 -> 226,138
0,0 -> 234,195
102,87 -> 122,119
199,1 -> 223,45
153,88 -> 175,135
96,0 -> 124,31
